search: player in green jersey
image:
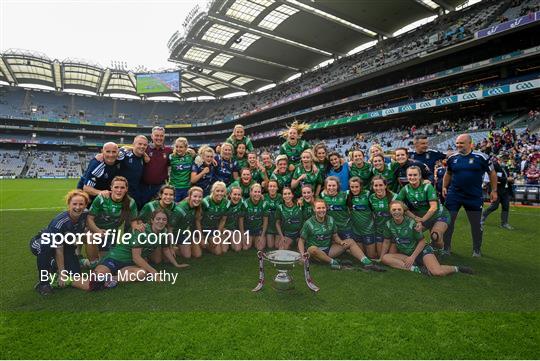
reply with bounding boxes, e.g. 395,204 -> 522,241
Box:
275,187 -> 303,250
225,186 -> 245,252
292,150 -> 322,197
228,168 -> 255,199
239,183 -> 268,251
298,199 -> 381,270
261,151 -> 276,189
300,184 -> 315,220
320,176 -> 354,243
171,186 -> 203,259
138,185 -> 176,224
261,180 -> 282,249
347,177 -> 377,259
371,154 -> 399,192
394,166 -> 450,250
270,155 -> 293,192
368,176 -> 396,257
380,201 -> 472,276
87,176 -> 141,260
313,142 -> 329,178
233,143 -> 249,172
169,137 -> 194,202
225,124 -> 254,156
91,209 -> 188,287
279,121 -> 311,170
201,182 -> 229,255
247,152 -> 268,185
349,149 -> 372,185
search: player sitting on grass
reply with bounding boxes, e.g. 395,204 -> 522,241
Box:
201,182 -> 229,255
297,198 -> 384,271
379,200 -> 473,276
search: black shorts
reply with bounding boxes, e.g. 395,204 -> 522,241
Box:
414,245 -> 434,266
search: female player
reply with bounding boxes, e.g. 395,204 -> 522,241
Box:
224,186 -> 244,252
369,144 -> 391,164
347,177 -> 377,259
394,166 -> 450,250
291,149 -> 322,197
279,121 -> 311,169
171,186 -> 204,259
270,155 -> 293,191
233,143 -> 249,171
320,176 -> 355,246
380,201 -> 472,276
368,176 -> 395,256
247,151 -> 267,185
87,176 -> 140,260
394,147 -> 432,190
214,142 -> 236,186
349,149 -> 372,186
371,154 -> 399,192
262,179 -> 282,249
190,145 -> 216,196
31,190 -> 92,295
298,199 -> 380,270
238,183 -> 268,251
225,124 -> 254,156
229,168 -> 255,198
138,185 -> 176,224
91,209 -> 188,286
169,137 -> 194,202
275,187 -> 303,250
261,152 -> 276,187
313,142 -> 329,177
327,152 -> 350,192
201,182 -> 229,255
300,184 -> 316,220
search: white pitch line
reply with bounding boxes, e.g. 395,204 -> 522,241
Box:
0,206 -> 64,212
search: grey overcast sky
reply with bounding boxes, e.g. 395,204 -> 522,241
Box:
0,0 -> 200,70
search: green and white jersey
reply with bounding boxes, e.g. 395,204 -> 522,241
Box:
372,162 -> 399,192
263,193 -> 282,234
201,195 -> 229,229
169,153 -> 194,188
368,192 -> 394,236
241,198 -> 267,231
226,136 -> 254,155
89,194 -> 138,230
394,183 -> 441,218
105,224 -> 165,263
234,156 -> 249,171
279,139 -> 310,166
170,200 -> 197,232
315,160 -> 328,178
292,166 -> 322,196
264,164 -> 276,177
301,201 -> 314,221
228,180 -> 255,199
224,200 -> 243,230
138,200 -> 176,224
383,217 -> 424,256
349,190 -> 374,236
300,215 -> 337,248
250,167 -> 266,184
270,171 -> 293,191
275,202 -> 303,235
320,191 -> 350,230
350,162 -> 373,185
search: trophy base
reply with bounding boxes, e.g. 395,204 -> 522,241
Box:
272,270 -> 294,291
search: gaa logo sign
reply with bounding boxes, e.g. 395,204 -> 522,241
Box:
462,92 -> 477,100
385,108 -> 396,115
418,101 -> 432,109
400,105 -> 414,111
487,87 -> 505,96
370,112 -> 380,117
516,82 -> 534,90
439,97 -> 454,105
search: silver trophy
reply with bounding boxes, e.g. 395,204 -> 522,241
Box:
252,250 -> 320,292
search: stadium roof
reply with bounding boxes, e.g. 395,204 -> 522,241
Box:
167,0 -> 468,95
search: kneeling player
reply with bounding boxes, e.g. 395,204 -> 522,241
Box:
297,199 -> 383,271
380,201 -> 472,276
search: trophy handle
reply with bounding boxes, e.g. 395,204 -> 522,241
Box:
303,253 -> 320,292
252,251 -> 265,292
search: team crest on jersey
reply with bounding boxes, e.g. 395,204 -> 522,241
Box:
469,158 -> 474,164
426,154 -> 430,159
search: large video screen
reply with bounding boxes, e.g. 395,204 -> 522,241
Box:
136,71 -> 181,94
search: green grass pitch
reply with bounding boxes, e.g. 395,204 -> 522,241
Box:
136,76 -> 171,94
1,179 -> 539,359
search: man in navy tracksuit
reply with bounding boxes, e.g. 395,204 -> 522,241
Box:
410,135 -> 446,174
442,134 -> 497,257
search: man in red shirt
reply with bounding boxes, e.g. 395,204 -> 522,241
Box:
140,126 -> 173,204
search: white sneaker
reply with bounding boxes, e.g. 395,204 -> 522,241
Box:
472,251 -> 482,258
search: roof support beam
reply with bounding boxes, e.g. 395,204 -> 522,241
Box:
186,39 -> 302,72
183,69 -> 247,92
431,0 -> 455,12
182,79 -> 217,96
169,58 -> 274,83
207,15 -> 334,57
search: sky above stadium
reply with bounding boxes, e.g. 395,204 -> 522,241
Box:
0,0 -> 201,71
